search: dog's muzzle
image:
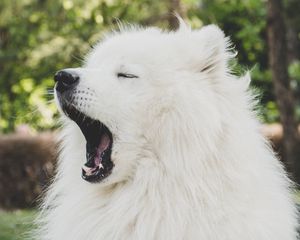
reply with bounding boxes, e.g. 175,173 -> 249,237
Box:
54,69 -> 80,94
54,68 -> 115,183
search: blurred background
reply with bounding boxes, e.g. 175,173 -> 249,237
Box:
0,0 -> 300,239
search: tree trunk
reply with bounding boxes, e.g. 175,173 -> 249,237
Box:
285,0 -> 300,64
267,0 -> 300,183
286,24 -> 300,64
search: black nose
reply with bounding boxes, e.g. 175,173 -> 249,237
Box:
54,70 -> 79,93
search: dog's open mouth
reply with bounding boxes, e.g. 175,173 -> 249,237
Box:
62,105 -> 114,183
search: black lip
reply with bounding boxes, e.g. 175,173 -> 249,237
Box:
57,93 -> 114,183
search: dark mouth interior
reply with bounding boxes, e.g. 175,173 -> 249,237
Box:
62,105 -> 114,183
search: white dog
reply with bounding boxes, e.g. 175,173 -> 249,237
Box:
36,21 -> 298,240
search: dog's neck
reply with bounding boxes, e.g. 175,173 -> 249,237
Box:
91,139 -> 225,239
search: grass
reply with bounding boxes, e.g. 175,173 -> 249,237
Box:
0,210 -> 36,240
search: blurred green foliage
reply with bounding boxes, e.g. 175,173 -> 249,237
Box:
0,0 -> 300,132
0,210 -> 36,240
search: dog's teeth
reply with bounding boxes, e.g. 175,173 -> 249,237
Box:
82,163 -> 103,176
82,166 -> 95,175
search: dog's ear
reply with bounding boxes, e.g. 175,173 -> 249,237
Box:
190,25 -> 233,75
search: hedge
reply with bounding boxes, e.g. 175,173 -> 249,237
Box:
0,133 -> 58,209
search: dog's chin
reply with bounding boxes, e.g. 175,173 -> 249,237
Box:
60,103 -> 114,184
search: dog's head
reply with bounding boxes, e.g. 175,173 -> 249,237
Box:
54,22 -> 234,185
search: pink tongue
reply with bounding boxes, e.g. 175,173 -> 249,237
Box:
99,134 -> 110,152
82,134 -> 110,176
94,157 -> 101,166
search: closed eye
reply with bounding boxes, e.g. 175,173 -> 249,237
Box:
117,73 -> 138,78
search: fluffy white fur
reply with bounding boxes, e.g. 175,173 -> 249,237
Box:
36,21 -> 298,239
